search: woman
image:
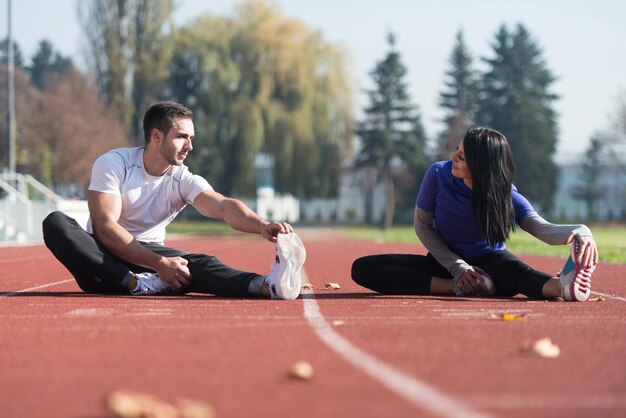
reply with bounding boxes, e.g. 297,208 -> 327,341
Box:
351,127 -> 597,301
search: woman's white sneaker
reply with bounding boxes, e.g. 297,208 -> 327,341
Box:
265,233 -> 306,300
559,239 -> 594,301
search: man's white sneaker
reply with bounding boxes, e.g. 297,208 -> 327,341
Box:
131,272 -> 170,295
453,267 -> 496,296
266,233 -> 306,300
559,238 -> 594,301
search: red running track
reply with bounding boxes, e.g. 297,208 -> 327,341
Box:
1,231 -> 625,418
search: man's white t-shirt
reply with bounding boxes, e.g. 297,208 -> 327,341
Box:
87,147 -> 212,244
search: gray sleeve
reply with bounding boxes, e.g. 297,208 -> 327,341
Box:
520,211 -> 593,245
413,206 -> 472,280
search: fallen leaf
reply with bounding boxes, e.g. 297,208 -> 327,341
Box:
588,296 -> 605,302
301,283 -> 314,290
106,390 -> 178,418
324,283 -> 341,290
288,361 -> 314,380
176,398 -> 216,418
521,338 -> 560,358
497,313 -> 526,321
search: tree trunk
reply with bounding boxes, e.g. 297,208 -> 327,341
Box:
382,169 -> 395,230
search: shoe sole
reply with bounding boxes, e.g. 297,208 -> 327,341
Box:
272,233 -> 306,300
562,241 -> 594,302
568,262 -> 594,301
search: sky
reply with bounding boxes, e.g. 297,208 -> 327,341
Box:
2,0 -> 625,162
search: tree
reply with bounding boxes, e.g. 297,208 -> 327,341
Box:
356,32 -> 428,229
166,0 -> 353,198
476,24 -> 559,212
569,135 -> 607,221
78,0 -> 174,141
0,64 -> 128,188
0,38 -> 26,69
436,30 -> 480,161
0,66 -> 40,172
28,40 -> 73,90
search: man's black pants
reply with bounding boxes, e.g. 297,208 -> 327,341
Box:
42,211 -> 259,297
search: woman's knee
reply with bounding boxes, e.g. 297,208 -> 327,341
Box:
351,256 -> 374,285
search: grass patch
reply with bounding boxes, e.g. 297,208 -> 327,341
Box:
339,225 -> 626,264
166,219 -> 243,236
167,220 -> 625,264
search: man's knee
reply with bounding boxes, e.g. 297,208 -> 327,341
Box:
42,211 -> 80,248
42,211 -> 68,235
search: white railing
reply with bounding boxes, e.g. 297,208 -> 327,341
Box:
0,172 -> 88,244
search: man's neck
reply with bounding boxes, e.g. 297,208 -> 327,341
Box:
142,146 -> 171,177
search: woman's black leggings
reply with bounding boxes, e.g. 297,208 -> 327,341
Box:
351,250 -> 553,299
42,211 -> 260,297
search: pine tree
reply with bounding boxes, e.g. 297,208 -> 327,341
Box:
356,32 -> 427,228
436,30 -> 480,161
477,24 -> 559,212
570,135 -> 607,221
28,40 -> 73,90
0,38 -> 26,69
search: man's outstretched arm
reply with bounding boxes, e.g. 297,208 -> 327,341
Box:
192,190 -> 293,243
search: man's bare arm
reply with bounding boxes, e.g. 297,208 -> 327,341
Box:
88,190 -> 191,288
193,190 -> 293,242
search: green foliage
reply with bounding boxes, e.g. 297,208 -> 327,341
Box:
166,1 -> 353,198
477,24 -> 559,212
0,38 -> 26,69
79,0 -> 174,141
570,135 -> 608,221
436,30 -> 480,160
356,32 -> 428,229
28,40 -> 72,90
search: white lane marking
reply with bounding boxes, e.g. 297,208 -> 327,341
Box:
460,394 -> 626,409
591,290 -> 626,302
0,279 -> 74,299
300,270 -> 490,418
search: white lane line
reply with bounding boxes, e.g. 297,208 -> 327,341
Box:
300,270 -> 490,418
591,291 -> 626,302
0,279 -> 74,299
460,394 -> 626,409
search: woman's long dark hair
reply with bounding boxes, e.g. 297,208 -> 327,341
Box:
463,127 -> 515,246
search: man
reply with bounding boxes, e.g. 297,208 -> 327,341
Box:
42,101 -> 305,300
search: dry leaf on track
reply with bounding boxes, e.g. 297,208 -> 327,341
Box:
491,312 -> 526,321
301,283 -> 314,290
106,390 -> 179,418
324,283 -> 341,290
106,390 -> 215,418
521,338 -> 560,358
588,296 -> 605,302
176,398 -> 216,418
288,361 -> 314,380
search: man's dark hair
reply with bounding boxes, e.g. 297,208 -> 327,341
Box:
143,101 -> 193,144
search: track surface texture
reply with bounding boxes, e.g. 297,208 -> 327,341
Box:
1,229 -> 625,418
